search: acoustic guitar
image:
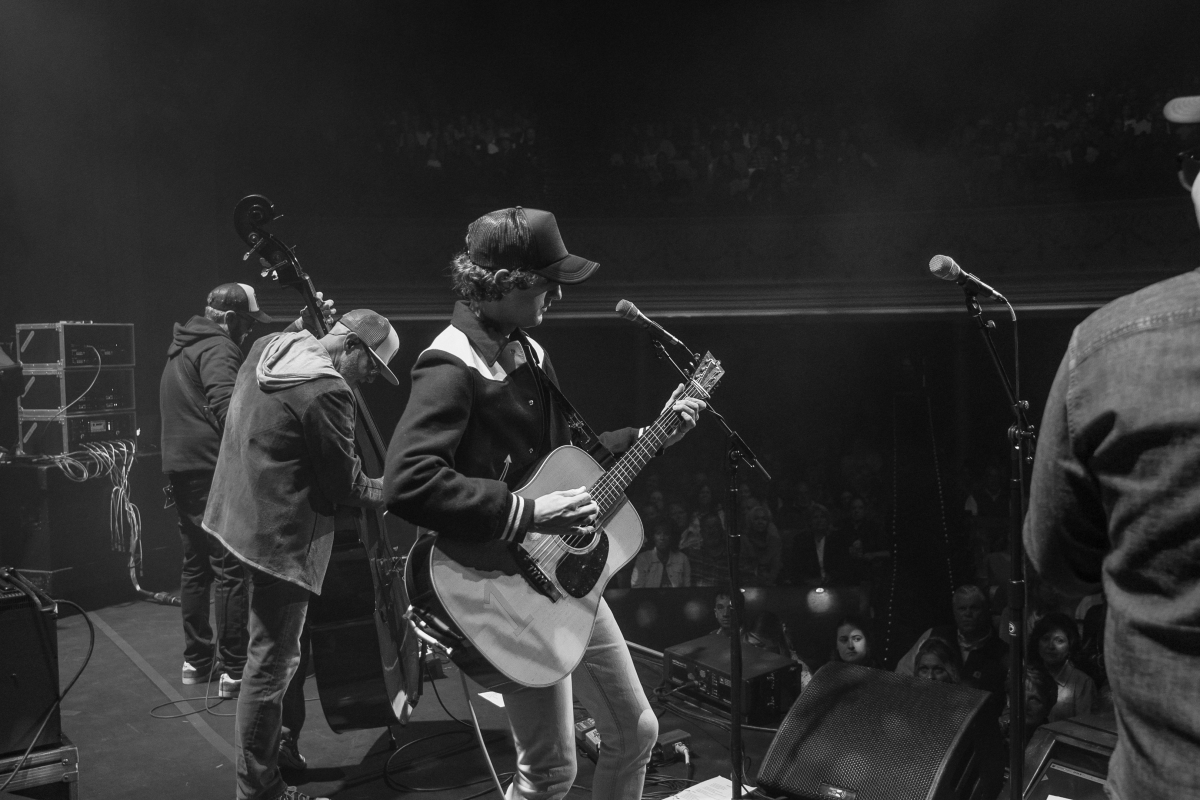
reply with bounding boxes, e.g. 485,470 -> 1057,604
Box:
405,353 -> 723,692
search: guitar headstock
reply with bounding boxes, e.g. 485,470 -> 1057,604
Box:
687,352 -> 724,399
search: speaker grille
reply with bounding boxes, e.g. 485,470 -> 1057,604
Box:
757,662 -> 990,800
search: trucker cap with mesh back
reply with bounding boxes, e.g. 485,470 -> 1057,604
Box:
207,283 -> 273,323
329,309 -> 400,385
465,207 -> 599,285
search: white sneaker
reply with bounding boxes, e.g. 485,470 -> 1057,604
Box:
181,660 -> 220,685
218,672 -> 241,699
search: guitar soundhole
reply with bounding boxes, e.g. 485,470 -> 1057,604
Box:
561,532 -> 595,550
556,531 -> 609,599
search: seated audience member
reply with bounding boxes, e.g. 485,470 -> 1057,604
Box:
630,522 -> 690,588
741,503 -> 783,586
710,589 -> 737,637
788,503 -> 852,585
668,499 -> 701,550
845,496 -> 890,585
640,503 -> 662,531
832,615 -> 878,668
1001,665 -> 1059,748
690,483 -> 725,531
914,636 -> 963,684
688,512 -> 728,587
896,584 -> 1008,696
1029,612 -> 1097,723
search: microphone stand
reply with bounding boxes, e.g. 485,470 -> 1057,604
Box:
959,290 -> 1035,800
649,337 -> 770,800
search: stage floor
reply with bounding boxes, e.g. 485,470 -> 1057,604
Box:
40,598 -> 777,800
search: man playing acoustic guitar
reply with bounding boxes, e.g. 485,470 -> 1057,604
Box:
385,207 -> 705,800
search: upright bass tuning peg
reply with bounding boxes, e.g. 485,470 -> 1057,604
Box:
243,234 -> 266,262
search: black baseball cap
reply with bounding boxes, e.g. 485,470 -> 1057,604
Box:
465,207 -> 599,284
207,283 -> 273,323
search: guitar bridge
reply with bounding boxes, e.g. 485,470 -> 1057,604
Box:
511,544 -> 563,603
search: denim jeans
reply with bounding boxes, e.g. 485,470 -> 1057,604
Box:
503,600 -> 657,800
172,471 -> 248,677
236,569 -> 312,800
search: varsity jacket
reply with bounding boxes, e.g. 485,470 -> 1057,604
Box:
384,301 -> 638,545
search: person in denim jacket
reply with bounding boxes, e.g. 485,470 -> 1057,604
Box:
204,309 -> 398,800
1024,94 -> 1200,800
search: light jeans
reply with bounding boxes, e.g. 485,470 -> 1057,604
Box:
502,600 -> 657,800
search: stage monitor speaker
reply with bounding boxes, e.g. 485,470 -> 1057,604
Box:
0,572 -> 62,757
757,662 -> 1002,800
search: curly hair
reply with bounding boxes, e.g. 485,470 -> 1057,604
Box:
448,251 -> 542,302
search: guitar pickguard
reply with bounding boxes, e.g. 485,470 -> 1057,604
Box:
555,531 -> 609,598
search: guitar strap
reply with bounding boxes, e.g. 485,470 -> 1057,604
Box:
513,332 -> 617,470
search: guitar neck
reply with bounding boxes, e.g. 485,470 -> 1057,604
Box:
590,381 -> 709,514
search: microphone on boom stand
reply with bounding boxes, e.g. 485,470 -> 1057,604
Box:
614,300 -> 690,352
928,255 -> 1008,304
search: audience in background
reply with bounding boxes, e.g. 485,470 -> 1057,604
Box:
686,513 -> 729,587
1001,665 -> 1060,748
896,585 -> 1009,697
789,503 -> 850,586
914,637 -> 964,685
1029,612 -> 1097,723
710,590 -> 735,637
740,503 -> 784,586
630,522 -> 691,588
832,616 -> 877,668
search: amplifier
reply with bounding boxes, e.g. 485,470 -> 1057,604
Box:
663,633 -> 799,725
1005,713 -> 1116,800
20,366 -> 136,414
16,322 -> 135,368
18,410 -> 138,456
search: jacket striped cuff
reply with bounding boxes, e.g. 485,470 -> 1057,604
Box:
500,493 -> 534,544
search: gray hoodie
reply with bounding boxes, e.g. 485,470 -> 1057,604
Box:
203,332 -> 382,593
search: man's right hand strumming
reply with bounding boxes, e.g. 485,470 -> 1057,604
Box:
533,486 -> 599,535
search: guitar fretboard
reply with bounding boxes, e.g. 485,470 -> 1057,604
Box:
590,380 -> 711,514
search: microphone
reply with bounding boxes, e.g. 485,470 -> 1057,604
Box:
615,300 -> 688,350
929,255 -> 1008,303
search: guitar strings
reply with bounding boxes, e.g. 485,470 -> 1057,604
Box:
521,381 -> 709,568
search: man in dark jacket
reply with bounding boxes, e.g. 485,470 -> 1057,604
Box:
204,308 -> 397,800
385,208 -> 705,800
159,282 -> 270,698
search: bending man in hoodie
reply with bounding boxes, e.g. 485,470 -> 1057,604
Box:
204,308 -> 399,800
159,283 -> 272,698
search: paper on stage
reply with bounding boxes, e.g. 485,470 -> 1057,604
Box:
665,776 -> 735,800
